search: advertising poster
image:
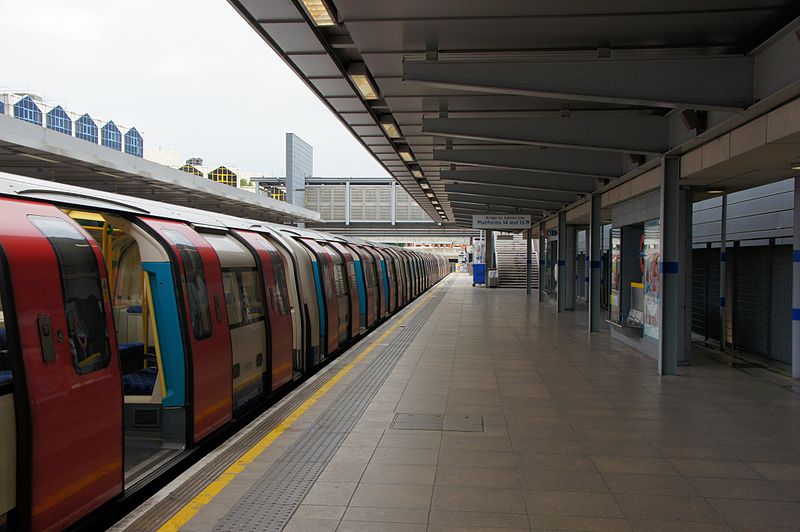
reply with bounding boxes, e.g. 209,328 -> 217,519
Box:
643,220 -> 661,341
610,228 -> 621,323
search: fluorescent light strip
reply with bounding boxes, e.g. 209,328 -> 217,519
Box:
300,0 -> 337,26
379,116 -> 401,139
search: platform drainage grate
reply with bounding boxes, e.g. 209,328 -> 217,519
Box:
391,413 -> 484,432
212,280 -> 450,531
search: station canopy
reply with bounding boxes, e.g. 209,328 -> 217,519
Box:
230,0 -> 800,227
0,114 -> 320,224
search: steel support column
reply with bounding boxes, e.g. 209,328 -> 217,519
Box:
719,194 -> 727,350
589,195 -> 602,332
793,178 -> 800,378
558,211 -> 567,313
658,157 -> 686,376
539,226 -> 546,302
485,229 -> 495,271
566,225 -> 576,311
526,228 -> 532,294
345,181 -> 351,226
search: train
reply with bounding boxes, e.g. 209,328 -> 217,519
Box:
0,171 -> 448,531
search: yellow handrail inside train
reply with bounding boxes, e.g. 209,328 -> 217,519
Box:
143,272 -> 167,398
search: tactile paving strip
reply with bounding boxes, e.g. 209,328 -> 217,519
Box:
122,279 -> 449,532
213,282 -> 449,531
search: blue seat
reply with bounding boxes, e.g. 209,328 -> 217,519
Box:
123,366 -> 158,396
0,370 -> 11,386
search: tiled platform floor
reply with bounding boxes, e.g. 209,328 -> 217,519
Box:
183,274 -> 800,531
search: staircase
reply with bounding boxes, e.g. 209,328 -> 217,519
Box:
495,233 -> 539,289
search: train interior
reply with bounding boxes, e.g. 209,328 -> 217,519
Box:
0,278 -> 16,529
65,210 -> 186,487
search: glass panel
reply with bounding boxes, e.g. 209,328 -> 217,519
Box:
163,229 -> 213,340
29,216 -> 111,374
239,270 -> 264,323
222,271 -> 243,327
269,252 -> 290,316
0,274 -> 12,393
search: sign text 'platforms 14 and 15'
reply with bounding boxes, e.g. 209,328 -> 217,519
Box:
472,214 -> 532,230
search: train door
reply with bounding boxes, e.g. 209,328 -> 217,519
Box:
139,219 -> 232,443
326,244 -> 350,345
366,248 -> 388,318
200,232 -> 268,416
0,200 -> 122,530
380,249 -> 398,313
330,242 -> 360,339
349,245 -> 376,328
300,239 -> 339,356
233,231 -> 294,390
0,246 -> 19,531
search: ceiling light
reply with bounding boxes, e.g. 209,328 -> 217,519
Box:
419,181 -> 431,190
397,144 -> 414,162
431,198 -> 440,205
347,62 -> 379,100
425,191 -> 435,198
410,166 -> 424,179
379,115 -> 401,139
707,188 -> 724,194
300,0 -> 337,26
792,162 -> 800,171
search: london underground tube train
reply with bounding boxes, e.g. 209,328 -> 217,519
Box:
0,171 -> 447,530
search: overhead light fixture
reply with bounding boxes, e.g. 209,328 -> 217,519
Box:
20,152 -> 59,164
707,188 -> 724,194
379,115 -> 401,139
419,181 -> 431,190
347,62 -> 379,100
397,144 -> 414,162
792,162 -> 800,170
425,191 -> 435,198
431,199 -> 440,205
300,0 -> 337,26
410,165 -> 424,179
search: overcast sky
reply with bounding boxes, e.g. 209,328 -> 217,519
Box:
0,0 -> 388,178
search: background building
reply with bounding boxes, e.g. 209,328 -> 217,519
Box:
285,133 -> 312,207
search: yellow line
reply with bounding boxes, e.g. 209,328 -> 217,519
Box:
157,281 -> 445,531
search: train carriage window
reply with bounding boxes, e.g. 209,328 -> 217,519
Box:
239,270 -> 264,323
29,216 -> 111,374
0,283 -> 12,393
163,230 -> 212,340
268,251 -> 290,316
222,271 -> 243,327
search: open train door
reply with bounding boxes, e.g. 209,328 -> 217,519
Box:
0,199 -> 123,530
137,218 -> 232,443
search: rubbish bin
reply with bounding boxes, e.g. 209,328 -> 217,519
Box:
472,263 -> 486,286
487,269 -> 498,288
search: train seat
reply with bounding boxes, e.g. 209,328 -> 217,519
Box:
123,366 -> 158,396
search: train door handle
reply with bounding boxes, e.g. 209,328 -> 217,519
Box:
38,314 -> 56,363
214,294 -> 223,323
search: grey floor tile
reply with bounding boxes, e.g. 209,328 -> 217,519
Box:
669,458 -> 762,479
708,498 -> 800,527
438,449 -> 517,469
530,515 -> 633,531
602,473 -> 697,496
432,485 -> 528,514
337,521 -> 426,532
350,483 -> 433,509
435,465 -> 521,488
428,509 -> 531,529
361,463 -> 436,485
519,469 -> 608,493
613,493 -> 724,523
523,489 -> 624,518
370,446 -> 439,466
342,506 -> 429,524
301,482 -> 358,506
282,518 -> 341,531
688,477 -> 793,501
592,456 -> 679,476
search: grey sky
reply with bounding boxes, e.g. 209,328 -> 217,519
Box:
1,0 -> 389,178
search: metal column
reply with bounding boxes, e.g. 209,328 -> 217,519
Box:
345,181 -> 351,226
539,226 -> 546,302
485,229 -> 495,270
565,226 -> 576,310
719,194 -> 727,350
658,156 -> 686,376
558,211 -> 567,313
526,228 -> 532,294
589,195 -> 602,332
390,181 -> 397,226
793,178 -> 800,378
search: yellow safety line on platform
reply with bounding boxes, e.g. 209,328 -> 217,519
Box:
158,281 -> 445,531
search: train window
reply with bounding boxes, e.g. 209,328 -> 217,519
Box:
269,252 -> 290,316
163,230 -> 212,340
239,270 -> 264,323
0,283 -> 12,394
222,271 -> 243,327
29,215 -> 111,374
335,264 -> 347,296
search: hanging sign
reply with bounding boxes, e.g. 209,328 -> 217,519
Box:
472,214 -> 531,230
